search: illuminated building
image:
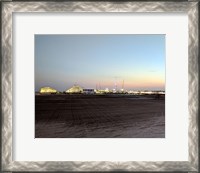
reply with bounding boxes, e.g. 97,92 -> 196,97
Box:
66,85 -> 83,93
40,87 -> 57,94
83,89 -> 95,94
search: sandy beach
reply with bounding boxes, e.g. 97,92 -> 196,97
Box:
35,94 -> 165,138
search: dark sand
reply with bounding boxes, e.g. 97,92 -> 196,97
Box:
35,94 -> 165,138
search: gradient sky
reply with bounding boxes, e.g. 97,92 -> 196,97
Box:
35,34 -> 165,91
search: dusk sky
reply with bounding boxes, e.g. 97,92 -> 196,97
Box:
35,35 -> 165,91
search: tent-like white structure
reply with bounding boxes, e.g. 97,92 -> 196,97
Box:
40,87 -> 57,94
66,85 -> 83,93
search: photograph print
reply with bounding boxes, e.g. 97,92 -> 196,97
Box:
35,34 -> 165,138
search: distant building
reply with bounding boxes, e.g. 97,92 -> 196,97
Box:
40,87 -> 57,94
105,88 -> 110,93
83,89 -> 95,94
95,88 -> 112,94
127,90 -> 165,95
66,85 -> 83,93
158,91 -> 165,94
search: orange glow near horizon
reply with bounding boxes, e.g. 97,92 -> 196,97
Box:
83,76 -> 165,91
125,76 -> 164,89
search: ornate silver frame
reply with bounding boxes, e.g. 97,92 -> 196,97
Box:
1,1 -> 199,172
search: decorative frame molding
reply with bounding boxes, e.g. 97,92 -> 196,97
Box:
1,1 -> 199,172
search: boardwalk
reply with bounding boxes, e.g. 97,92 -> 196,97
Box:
35,94 -> 165,138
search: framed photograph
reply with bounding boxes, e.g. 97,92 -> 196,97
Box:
35,34 -> 165,138
1,1 -> 199,172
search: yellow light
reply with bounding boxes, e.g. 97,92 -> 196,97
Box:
40,87 -> 57,94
